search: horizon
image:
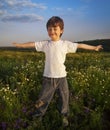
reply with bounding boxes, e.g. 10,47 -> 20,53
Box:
0,0 -> 110,46
0,38 -> 110,48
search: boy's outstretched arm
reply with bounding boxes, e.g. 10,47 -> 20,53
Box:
13,42 -> 35,48
77,44 -> 103,51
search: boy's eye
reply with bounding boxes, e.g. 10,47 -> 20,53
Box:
48,28 -> 52,31
48,28 -> 57,31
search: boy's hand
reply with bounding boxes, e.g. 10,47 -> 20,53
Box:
94,45 -> 103,51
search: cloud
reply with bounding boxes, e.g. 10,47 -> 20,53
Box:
51,7 -> 74,15
0,0 -> 46,23
52,7 -> 63,11
80,0 -> 92,2
51,6 -> 88,18
1,0 -> 47,10
0,10 -> 7,16
1,14 -> 44,23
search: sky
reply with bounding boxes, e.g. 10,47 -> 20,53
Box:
0,0 -> 110,46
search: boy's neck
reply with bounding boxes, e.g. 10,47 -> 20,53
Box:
51,38 -> 61,42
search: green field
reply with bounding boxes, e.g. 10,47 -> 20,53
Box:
0,50 -> 110,130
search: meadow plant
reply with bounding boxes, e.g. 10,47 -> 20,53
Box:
0,51 -> 110,130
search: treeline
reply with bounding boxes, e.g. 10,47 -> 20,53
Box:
0,47 -> 36,52
77,39 -> 110,52
0,39 -> 110,52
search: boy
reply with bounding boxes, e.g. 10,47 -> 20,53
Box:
13,16 -> 103,127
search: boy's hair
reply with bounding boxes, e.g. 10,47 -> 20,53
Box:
46,16 -> 64,37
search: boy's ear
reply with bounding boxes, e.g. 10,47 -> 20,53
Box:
60,29 -> 64,37
61,29 -> 64,34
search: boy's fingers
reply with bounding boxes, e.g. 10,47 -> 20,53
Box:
99,45 -> 103,50
95,45 -> 103,51
101,45 -> 103,49
97,45 -> 103,51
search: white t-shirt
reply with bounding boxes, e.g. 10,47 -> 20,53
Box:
35,40 -> 78,78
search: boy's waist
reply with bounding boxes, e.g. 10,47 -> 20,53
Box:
43,72 -> 67,78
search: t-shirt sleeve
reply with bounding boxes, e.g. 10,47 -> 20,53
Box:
35,41 -> 47,52
66,41 -> 78,53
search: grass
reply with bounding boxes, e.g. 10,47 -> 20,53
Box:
0,50 -> 110,130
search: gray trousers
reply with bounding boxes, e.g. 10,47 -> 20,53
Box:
35,77 -> 69,116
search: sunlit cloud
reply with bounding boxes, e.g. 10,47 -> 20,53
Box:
1,0 -> 47,10
52,7 -> 63,11
52,7 -> 74,12
80,0 -> 92,2
0,10 -> 7,16
0,0 -> 46,23
51,6 -> 88,18
67,8 -> 73,11
1,14 -> 44,23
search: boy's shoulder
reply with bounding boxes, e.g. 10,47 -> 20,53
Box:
61,40 -> 74,44
37,40 -> 49,44
62,40 -> 78,44
42,40 -> 50,43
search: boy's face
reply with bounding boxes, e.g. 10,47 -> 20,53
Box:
47,26 -> 63,41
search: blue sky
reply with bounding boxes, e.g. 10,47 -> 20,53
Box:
0,0 -> 110,46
